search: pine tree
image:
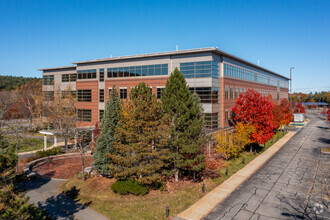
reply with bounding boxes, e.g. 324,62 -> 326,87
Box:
161,68 -> 207,181
108,82 -> 170,185
92,86 -> 120,175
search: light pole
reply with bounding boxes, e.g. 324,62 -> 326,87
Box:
290,67 -> 294,94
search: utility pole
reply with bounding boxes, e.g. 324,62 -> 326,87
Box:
290,67 -> 294,94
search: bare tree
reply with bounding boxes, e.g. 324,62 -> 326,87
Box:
75,128 -> 92,181
44,87 -> 77,152
15,80 -> 44,130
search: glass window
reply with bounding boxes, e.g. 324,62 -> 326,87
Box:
113,68 -> 118,77
77,109 -> 91,122
118,67 -> 124,77
99,69 -> 104,81
99,89 -> 104,102
120,88 -> 127,99
204,113 -> 218,130
77,90 -> 92,102
225,87 -> 229,99
42,75 -> 54,85
77,69 -> 97,79
136,66 -> 141,76
157,88 -> 164,99
124,67 -> 129,77
189,87 -> 218,103
99,110 -> 104,121
230,88 -> 234,99
180,61 -> 218,78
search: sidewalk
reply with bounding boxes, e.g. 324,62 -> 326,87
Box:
176,131 -> 297,220
18,141 -> 73,156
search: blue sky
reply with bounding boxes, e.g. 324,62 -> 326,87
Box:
0,0 -> 329,93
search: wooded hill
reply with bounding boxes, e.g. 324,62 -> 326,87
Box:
0,75 -> 41,91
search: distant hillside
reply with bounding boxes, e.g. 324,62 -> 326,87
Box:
0,75 -> 41,91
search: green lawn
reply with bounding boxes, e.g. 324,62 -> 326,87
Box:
4,135 -> 52,153
61,131 -> 288,219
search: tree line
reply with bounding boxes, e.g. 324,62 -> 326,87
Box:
289,91 -> 330,105
0,75 -> 41,91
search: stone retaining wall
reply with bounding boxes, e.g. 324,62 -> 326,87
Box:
24,152 -> 92,178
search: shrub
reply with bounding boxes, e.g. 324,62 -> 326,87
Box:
27,147 -> 63,162
111,179 -> 149,196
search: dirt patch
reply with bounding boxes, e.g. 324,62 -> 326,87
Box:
18,158 -> 29,172
33,156 -> 94,179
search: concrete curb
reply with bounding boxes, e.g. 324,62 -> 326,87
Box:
176,131 -> 298,220
23,152 -> 92,179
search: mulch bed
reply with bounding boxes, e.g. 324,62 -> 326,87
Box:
33,156 -> 94,179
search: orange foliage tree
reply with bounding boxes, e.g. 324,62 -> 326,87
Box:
272,99 -> 293,129
280,99 -> 293,125
232,89 -> 275,145
294,102 -> 306,113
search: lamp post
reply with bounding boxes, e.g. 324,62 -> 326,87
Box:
290,67 -> 294,94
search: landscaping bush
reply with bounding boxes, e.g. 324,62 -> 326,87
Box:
111,179 -> 149,196
26,147 -> 63,162
35,146 -> 62,158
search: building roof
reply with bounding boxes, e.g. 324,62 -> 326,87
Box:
37,65 -> 76,71
72,47 -> 290,80
301,102 -> 328,106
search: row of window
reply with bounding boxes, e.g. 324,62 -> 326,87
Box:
82,108 -> 219,131
204,113 -> 218,130
225,87 -> 246,100
180,61 -> 218,78
189,87 -> 218,103
225,87 -> 279,101
107,64 -> 168,78
62,74 -> 77,82
77,69 -> 97,79
42,75 -> 54,85
78,87 -> 165,103
224,63 -> 289,88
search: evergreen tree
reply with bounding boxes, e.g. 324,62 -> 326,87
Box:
161,68 -> 207,181
93,86 -> 120,175
0,133 -> 45,219
109,82 -> 170,185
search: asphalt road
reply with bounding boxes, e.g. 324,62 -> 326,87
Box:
205,114 -> 330,220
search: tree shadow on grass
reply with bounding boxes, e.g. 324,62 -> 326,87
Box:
37,186 -> 92,220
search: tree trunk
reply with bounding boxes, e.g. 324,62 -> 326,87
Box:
175,170 -> 179,182
16,143 -> 19,173
81,153 -> 85,181
65,136 -> 68,152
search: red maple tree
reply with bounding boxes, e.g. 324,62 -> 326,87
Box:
280,99 -> 294,125
232,89 -> 275,145
294,102 -> 306,113
272,99 -> 293,129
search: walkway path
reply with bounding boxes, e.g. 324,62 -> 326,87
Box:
20,177 -> 108,220
204,114 -> 329,219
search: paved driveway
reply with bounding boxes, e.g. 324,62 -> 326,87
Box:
205,114 -> 329,220
19,177 -> 108,220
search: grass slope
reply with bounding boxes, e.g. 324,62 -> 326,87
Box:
4,135 -> 52,153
